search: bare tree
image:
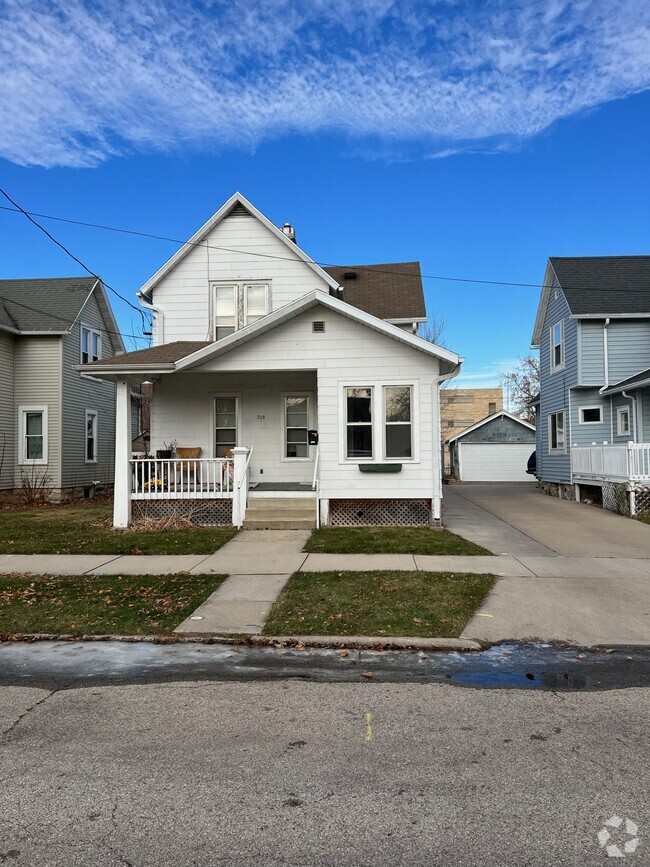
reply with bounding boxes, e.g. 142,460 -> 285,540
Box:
419,314 -> 447,348
499,355 -> 540,423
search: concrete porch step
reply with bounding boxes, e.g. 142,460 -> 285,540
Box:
246,496 -> 316,509
245,508 -> 315,519
243,517 -> 316,530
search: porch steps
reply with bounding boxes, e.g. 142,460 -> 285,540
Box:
243,497 -> 316,530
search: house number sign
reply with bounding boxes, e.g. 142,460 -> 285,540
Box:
257,414 -> 266,420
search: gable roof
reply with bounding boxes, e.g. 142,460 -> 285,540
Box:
138,192 -> 341,301
532,256 -> 650,345
447,410 -> 535,444
81,290 -> 461,377
0,276 -> 98,333
323,262 -> 426,321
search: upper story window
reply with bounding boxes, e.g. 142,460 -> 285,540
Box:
488,402 -> 497,414
81,325 -> 101,364
550,320 -> 564,372
213,282 -> 270,340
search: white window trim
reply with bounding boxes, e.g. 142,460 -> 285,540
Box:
339,380 -> 420,464
19,405 -> 48,465
382,385 -> 417,461
212,281 -> 271,340
80,323 -> 101,364
548,410 -> 566,453
616,406 -> 631,437
550,319 -> 565,373
578,405 -> 603,425
211,393 -> 241,458
281,392 -> 313,462
85,409 -> 98,464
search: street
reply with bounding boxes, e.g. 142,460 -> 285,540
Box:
1,656 -> 648,866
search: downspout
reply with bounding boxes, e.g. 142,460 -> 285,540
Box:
622,391 -> 638,443
137,292 -> 163,344
598,318 -> 610,395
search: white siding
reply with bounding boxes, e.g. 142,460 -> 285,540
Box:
151,213 -> 332,344
180,308 -> 439,500
0,331 -> 14,489
13,337 -> 62,488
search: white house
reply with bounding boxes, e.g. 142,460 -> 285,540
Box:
82,193 -> 462,529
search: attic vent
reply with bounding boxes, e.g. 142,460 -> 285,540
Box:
312,321 -> 325,333
343,271 -> 357,280
229,202 -> 250,217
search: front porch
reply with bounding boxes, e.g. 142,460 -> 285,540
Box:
571,442 -> 650,515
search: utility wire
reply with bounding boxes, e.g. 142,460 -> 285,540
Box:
0,201 -> 635,294
0,190 -> 152,327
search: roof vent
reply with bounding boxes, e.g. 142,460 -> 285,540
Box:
281,222 -> 296,243
312,321 -> 325,333
229,202 -> 250,217
343,271 -> 357,280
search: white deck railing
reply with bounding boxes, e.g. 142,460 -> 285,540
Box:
571,443 -> 650,483
130,458 -> 234,500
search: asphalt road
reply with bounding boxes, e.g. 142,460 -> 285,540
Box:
1,678 -> 648,866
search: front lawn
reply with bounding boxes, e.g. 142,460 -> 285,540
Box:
263,570 -> 496,638
0,502 -> 237,555
304,527 -> 491,555
0,573 -> 227,636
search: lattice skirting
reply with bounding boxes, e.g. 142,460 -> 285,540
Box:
601,482 -> 630,517
132,499 -> 233,526
632,485 -> 650,517
328,498 -> 431,527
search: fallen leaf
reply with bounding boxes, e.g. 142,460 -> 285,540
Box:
413,618 -> 423,625
282,682 -> 289,689
361,671 -> 374,679
338,650 -> 350,657
604,648 -> 615,654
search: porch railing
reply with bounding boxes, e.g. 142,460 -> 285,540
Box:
571,443 -> 650,484
130,458 -> 234,500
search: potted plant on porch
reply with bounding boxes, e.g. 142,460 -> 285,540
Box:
156,439 -> 177,460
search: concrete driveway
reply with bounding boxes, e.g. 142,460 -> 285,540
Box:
444,482 -> 650,558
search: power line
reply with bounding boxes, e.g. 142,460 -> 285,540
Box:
0,190 -> 152,327
0,293 -> 149,342
0,201 -> 636,294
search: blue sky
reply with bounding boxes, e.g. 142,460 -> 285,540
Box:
1,0 -> 649,386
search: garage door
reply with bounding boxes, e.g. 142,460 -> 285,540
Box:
459,443 -> 533,482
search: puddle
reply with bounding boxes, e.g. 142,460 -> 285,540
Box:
450,671 -> 542,688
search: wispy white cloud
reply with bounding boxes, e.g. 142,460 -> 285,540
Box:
454,357 -> 521,389
1,0 -> 649,167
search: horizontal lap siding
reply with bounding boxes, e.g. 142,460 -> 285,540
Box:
13,337 -> 62,488
191,308 -> 438,499
0,332 -> 14,489
579,320 -> 605,385
153,371 -> 317,484
61,293 -> 117,488
571,387 -> 612,446
607,320 -> 650,383
457,416 -> 535,444
538,284 -> 575,483
152,214 -> 332,344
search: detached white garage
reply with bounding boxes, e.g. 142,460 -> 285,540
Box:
448,412 -> 535,482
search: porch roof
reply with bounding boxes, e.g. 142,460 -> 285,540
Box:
601,367 -> 650,396
79,290 -> 462,379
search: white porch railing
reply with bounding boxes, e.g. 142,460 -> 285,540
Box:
571,443 -> 650,483
130,458 -> 234,500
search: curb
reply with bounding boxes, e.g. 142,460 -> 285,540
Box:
0,632 -> 486,652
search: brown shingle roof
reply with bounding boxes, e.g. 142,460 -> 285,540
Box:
82,341 -> 210,368
324,262 -> 426,320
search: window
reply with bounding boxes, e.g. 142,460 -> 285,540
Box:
579,406 -> 602,425
85,410 -> 98,462
213,282 -> 269,339
550,320 -> 564,371
549,410 -> 566,452
19,406 -> 48,464
617,407 -> 631,437
214,285 -> 237,340
215,397 -> 238,457
488,402 -> 497,414
384,386 -> 412,459
284,396 -> 310,459
81,325 -> 101,364
346,387 -> 373,459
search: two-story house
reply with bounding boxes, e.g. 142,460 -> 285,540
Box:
0,277 -> 124,498
83,192 -> 462,529
531,256 -> 650,515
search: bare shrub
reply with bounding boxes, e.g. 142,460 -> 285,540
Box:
18,465 -> 54,507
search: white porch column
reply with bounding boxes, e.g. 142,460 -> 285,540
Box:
432,378 -> 443,523
113,379 -> 132,528
232,447 -> 250,528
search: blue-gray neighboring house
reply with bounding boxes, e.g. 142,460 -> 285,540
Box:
531,256 -> 650,514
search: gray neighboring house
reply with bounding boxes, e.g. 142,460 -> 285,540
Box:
0,277 -> 126,497
447,411 -> 535,481
531,255 -> 650,514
